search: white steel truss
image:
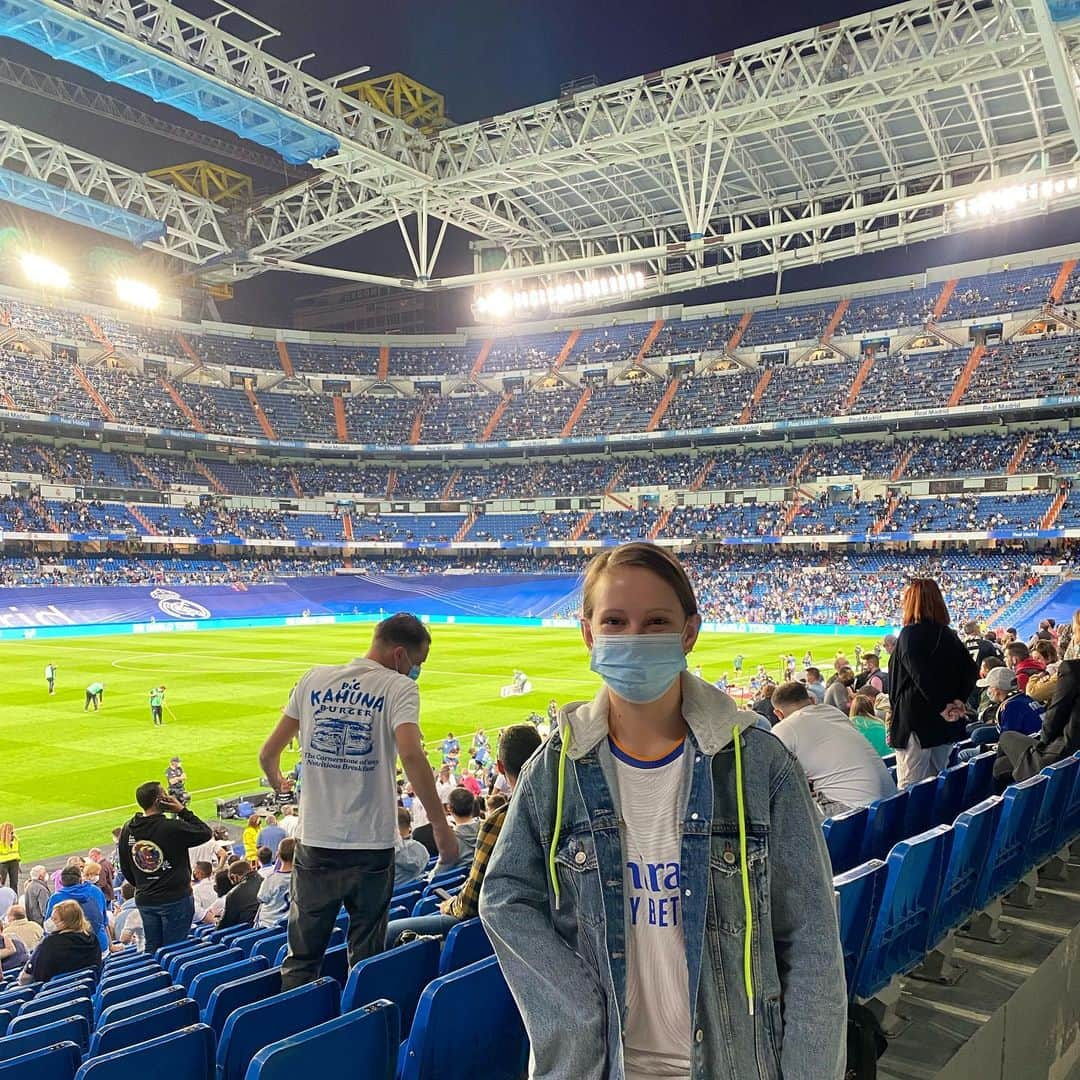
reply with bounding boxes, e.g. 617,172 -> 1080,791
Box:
10,0 -> 1080,302
0,120 -> 231,262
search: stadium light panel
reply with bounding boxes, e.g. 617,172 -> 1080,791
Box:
474,268 -> 649,319
115,277 -> 161,310
953,173 -> 1080,219
20,253 -> 70,289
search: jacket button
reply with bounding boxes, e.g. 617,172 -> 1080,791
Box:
723,850 -> 736,865
574,851 -> 587,865
690,813 -> 699,820
695,1029 -> 704,1044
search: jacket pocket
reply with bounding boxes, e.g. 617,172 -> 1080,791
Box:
554,830 -> 605,929
708,831 -> 768,934
764,995 -> 784,1074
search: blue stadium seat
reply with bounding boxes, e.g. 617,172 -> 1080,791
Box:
88,997 -> 200,1058
0,1041 -> 82,1080
35,979 -> 95,1003
216,977 -> 340,1080
0,1015 -> 90,1062
833,860 -> 887,993
387,905 -> 408,922
1053,753 -> 1080,850
189,956 -> 268,1014
9,997 -> 93,1036
391,890 -> 422,914
18,984 -> 91,1018
156,938 -> 205,964
860,790 -> 911,863
411,894 -> 450,917
202,966 -> 281,1038
227,927 -> 276,958
98,964 -> 158,993
321,944 -> 349,988
438,918 -> 493,976
245,1000 -> 399,1080
176,947 -> 244,990
962,751 -> 997,809
342,937 -> 439,1035
48,969 -> 98,989
250,932 -> 288,967
73,1024 -> 215,1080
966,775 -> 1049,940
272,931 -> 345,975
209,924 -> 254,947
1035,756 -> 1080,866
166,945 -> 217,980
93,972 -> 170,1019
0,986 -> 38,1013
825,812 -> 868,876
852,825 -> 951,1003
932,763 -> 969,826
902,777 -> 938,838
96,985 -> 188,1029
0,1008 -> 10,1036
400,957 -> 528,1080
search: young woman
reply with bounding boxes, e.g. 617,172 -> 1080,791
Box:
888,578 -> 977,787
480,543 -> 846,1080
242,814 -> 261,862
0,823 -> 18,892
20,899 -> 102,985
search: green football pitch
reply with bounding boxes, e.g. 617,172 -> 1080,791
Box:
2,623 -> 874,859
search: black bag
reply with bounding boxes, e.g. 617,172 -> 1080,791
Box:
845,1002 -> 887,1080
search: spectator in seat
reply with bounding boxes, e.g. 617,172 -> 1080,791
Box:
824,666 -> 856,712
2,904 -> 43,952
849,694 -> 891,757
45,864 -> 109,954
480,543 -> 847,1080
19,899 -> 102,986
994,658 -> 1080,785
255,847 -> 275,879
217,858 -> 263,930
387,723 -> 542,948
257,837 -> 295,929
771,682 -> 896,815
431,787 -> 481,877
1005,641 -> 1045,692
256,814 -> 286,859
279,805 -> 299,838
191,860 -> 217,922
87,846 -> 115,904
113,882 -> 144,951
751,682 -> 778,726
805,666 -> 826,703
889,578 -> 977,787
394,807 -> 430,887
855,653 -> 888,696
0,926 -> 28,975
24,864 -> 51,926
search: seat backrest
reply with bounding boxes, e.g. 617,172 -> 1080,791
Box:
250,932 -> 288,967
88,997 -> 200,1058
228,927 -> 275,958
0,1008 -> 9,1037
902,777 -> 939,838
860,790 -> 911,863
190,956 -> 269,1014
202,966 -> 281,1038
439,919 -> 494,977
391,890 -> 421,914
342,937 -> 440,1034
400,957 -> 528,1080
245,1000 -> 399,1080
929,796 -> 1004,946
176,948 -> 244,990
0,1040 -> 82,1080
976,774 -> 1049,908
93,972 -> 171,1019
1058,752 -> 1080,850
0,1015 -> 90,1062
272,928 -> 344,971
155,938 -> 205,965
26,984 -> 94,1014
1037,757 -> 1080,864
9,997 -> 93,1036
932,763 -> 969,826
99,964 -> 158,993
73,1023 -> 215,1080
832,859 -> 887,992
216,977 -> 340,1080
852,825 -> 951,1001
166,944 -> 217,981
962,751 -> 997,809
95,985 -> 188,1030
320,944 -> 349,989
48,968 -> 98,988
822,807 -> 868,875
411,894 -> 447,918
0,986 -> 37,1013
210,924 -> 254,947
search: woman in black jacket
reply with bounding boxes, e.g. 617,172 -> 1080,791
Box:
888,578 -> 978,788
19,899 -> 102,985
995,658 -> 1080,784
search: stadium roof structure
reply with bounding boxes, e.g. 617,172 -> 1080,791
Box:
4,0 -> 1080,306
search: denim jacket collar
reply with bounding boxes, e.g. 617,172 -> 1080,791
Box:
558,670 -> 755,760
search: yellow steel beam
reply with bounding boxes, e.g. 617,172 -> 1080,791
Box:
148,160 -> 253,207
340,72 -> 448,132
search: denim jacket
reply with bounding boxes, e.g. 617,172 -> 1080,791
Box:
479,672 -> 847,1080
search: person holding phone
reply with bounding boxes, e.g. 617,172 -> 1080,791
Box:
117,782 -> 212,955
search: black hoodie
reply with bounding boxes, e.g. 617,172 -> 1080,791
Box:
118,808 -> 212,904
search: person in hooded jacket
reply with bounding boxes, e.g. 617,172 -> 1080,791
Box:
480,542 -> 847,1080
44,865 -> 109,954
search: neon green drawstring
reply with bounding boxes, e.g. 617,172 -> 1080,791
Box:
548,720 -> 571,909
732,724 -> 755,1016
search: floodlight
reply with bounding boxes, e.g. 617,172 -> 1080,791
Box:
115,277 -> 161,310
20,253 -> 70,289
486,289 -> 512,318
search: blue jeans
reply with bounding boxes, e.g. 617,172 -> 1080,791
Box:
137,894 -> 195,956
385,914 -> 460,950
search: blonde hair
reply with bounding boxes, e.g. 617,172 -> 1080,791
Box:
581,542 -> 697,621
83,860 -> 101,881
51,899 -> 90,934
0,823 -> 13,846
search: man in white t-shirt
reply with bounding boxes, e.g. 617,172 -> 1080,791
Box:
770,681 -> 897,815
279,806 -> 299,838
434,765 -> 457,806
259,613 -> 457,990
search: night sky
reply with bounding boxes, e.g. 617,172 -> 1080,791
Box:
1,1 -> 1079,328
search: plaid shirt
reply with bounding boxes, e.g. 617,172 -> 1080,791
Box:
444,802 -> 508,920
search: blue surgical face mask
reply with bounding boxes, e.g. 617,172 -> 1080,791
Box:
589,632 -> 688,704
407,665 -> 421,682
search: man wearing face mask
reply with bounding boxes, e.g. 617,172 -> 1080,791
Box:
259,613 -> 457,989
